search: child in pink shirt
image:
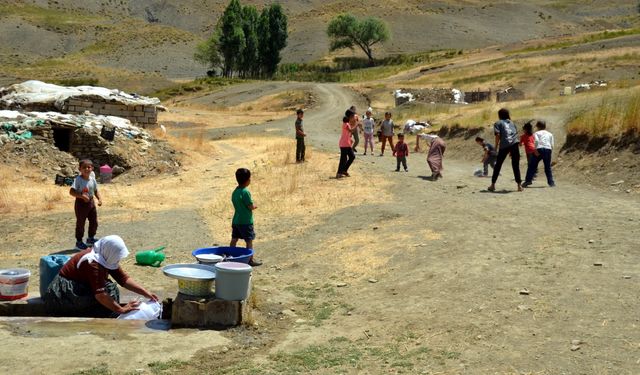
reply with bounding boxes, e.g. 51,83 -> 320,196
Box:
336,110 -> 358,178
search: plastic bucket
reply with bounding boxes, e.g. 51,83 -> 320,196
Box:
39,255 -> 70,296
192,246 -> 254,264
0,268 -> 31,300
214,262 -> 252,301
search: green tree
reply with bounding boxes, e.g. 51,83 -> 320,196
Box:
193,34 -> 222,74
219,0 -> 245,77
258,3 -> 288,77
239,5 -> 260,78
327,14 -> 390,64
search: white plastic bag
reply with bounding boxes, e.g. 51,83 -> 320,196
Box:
117,300 -> 162,320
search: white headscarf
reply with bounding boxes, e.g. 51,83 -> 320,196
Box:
77,235 -> 129,270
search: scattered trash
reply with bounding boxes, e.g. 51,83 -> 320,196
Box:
588,240 -> 595,244
336,282 -> 348,287
368,278 -> 378,284
610,180 -> 624,186
519,288 -> 530,295
593,262 -> 603,266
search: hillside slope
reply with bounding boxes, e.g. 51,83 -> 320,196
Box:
0,0 -> 638,91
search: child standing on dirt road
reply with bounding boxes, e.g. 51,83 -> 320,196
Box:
362,108 -> 375,155
295,109 -> 306,163
70,159 -> 102,250
488,108 -> 522,192
393,133 -> 409,172
520,121 -> 536,180
231,168 -> 261,267
379,111 -> 395,156
523,120 -> 555,188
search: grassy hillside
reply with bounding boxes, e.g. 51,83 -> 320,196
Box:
0,0 -> 639,92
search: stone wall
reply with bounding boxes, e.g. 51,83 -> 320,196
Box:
465,90 -> 492,103
61,99 -> 158,128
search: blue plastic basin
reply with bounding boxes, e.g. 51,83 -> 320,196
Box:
192,247 -> 254,264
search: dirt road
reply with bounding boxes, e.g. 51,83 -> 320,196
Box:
171,82 -> 640,373
1,81 -> 639,374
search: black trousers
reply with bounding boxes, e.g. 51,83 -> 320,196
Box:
491,143 -> 521,184
296,138 -> 305,162
338,147 -> 355,174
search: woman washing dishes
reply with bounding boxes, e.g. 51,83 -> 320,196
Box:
44,235 -> 159,317
415,133 -> 446,180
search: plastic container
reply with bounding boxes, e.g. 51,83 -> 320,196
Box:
135,247 -> 166,267
99,164 -> 112,183
117,300 -> 162,320
192,246 -> 254,264
162,264 -> 216,297
39,255 -> 70,296
215,262 -> 252,301
0,268 -> 31,300
195,253 -> 224,265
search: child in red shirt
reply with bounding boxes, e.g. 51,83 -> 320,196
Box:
520,122 -> 536,179
393,133 -> 409,172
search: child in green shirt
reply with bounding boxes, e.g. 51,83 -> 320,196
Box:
230,168 -> 261,266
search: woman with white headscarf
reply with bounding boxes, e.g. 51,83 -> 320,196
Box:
415,133 -> 446,180
44,235 -> 158,317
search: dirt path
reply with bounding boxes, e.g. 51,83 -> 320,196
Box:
180,82 -> 640,373
1,82 -> 639,374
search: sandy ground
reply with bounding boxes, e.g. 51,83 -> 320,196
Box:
1,82 -> 639,374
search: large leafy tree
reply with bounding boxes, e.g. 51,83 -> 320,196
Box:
219,0 -> 245,77
239,5 -> 260,78
193,34 -> 222,73
327,14 -> 390,64
258,3 -> 288,77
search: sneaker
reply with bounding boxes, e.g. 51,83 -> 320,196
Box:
549,183 -> 556,187
336,173 -> 344,179
395,169 -> 400,172
75,241 -> 88,250
248,258 -> 263,267
343,172 -> 351,177
87,237 -> 99,245
522,181 -> 532,188
405,169 -> 409,172
363,152 -> 367,155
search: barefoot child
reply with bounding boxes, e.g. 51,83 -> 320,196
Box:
70,159 -> 102,250
393,133 -> 409,172
231,168 -> 261,266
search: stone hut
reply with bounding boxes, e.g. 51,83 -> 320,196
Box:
0,80 -> 164,128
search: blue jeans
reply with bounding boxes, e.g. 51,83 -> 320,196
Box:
525,148 -> 554,185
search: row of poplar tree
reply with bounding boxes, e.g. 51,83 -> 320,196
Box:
194,0 -> 288,78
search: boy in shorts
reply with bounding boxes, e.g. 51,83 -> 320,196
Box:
230,168 -> 261,266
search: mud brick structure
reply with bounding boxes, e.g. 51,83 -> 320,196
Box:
61,99 -> 158,128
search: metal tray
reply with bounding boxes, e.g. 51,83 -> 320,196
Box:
162,264 -> 216,281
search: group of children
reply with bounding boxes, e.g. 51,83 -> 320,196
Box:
70,161 -> 261,266
476,109 -> 555,191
